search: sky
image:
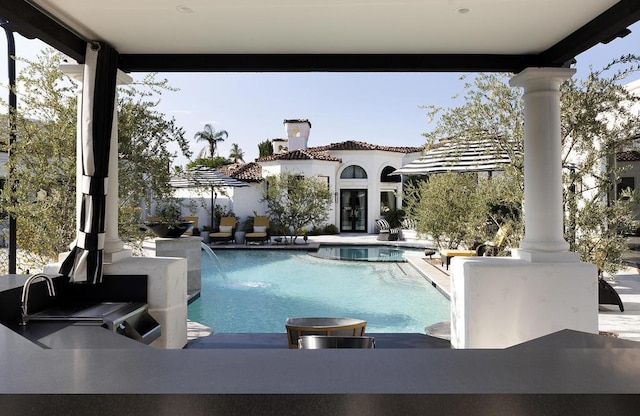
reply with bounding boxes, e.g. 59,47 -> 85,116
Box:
1,21 -> 640,167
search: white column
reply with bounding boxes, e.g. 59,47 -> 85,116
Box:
103,71 -> 133,258
450,67 -> 597,348
59,65 -> 132,261
60,65 -> 84,236
509,68 -> 575,259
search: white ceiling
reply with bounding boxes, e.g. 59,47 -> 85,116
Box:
31,0 -> 620,55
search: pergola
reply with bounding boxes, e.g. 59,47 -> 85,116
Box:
1,0 -> 640,413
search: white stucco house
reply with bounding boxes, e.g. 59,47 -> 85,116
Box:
175,119 -> 423,233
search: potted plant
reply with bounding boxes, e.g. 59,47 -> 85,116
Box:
145,199 -> 194,238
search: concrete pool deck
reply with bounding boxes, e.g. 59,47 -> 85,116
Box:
195,233 -> 640,345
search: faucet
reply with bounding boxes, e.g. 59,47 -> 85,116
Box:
20,273 -> 56,326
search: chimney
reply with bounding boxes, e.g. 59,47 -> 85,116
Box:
283,119 -> 311,151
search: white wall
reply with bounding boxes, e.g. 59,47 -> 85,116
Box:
172,184 -> 265,229
333,150 -> 421,232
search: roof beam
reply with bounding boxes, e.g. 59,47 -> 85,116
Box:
539,0 -> 640,67
118,53 -> 548,73
0,0 -> 86,63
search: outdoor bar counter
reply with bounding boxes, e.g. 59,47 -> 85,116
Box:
2,278 -> 640,415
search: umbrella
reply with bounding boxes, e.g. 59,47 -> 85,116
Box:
170,166 -> 248,228
393,137 -> 516,175
60,42 -> 118,284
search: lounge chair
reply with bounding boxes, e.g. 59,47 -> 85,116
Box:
245,216 -> 270,244
210,216 -> 236,244
440,225 -> 513,269
285,317 -> 367,349
375,219 -> 400,241
183,216 -> 199,236
599,278 -> 624,312
244,216 -> 271,244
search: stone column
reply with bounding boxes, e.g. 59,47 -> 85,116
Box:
449,67 -> 598,349
509,67 -> 576,261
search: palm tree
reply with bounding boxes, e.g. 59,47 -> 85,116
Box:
194,124 -> 228,158
229,143 -> 245,163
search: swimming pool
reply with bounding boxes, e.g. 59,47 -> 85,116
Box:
309,245 -> 419,262
189,250 -> 450,333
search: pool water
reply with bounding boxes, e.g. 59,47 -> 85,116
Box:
309,245 -> 419,262
189,250 -> 450,333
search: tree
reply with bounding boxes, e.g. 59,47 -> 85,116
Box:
1,50 -> 77,269
0,49 -> 191,269
262,172 -> 332,242
229,143 -> 245,163
186,156 -> 232,170
116,73 -> 191,250
257,139 -> 273,157
417,58 -> 640,274
194,124 -> 228,158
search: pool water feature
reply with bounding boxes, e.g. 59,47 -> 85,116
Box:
201,242 -> 228,280
189,250 -> 450,333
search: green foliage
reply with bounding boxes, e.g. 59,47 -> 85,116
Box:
0,49 -> 191,269
417,58 -> 640,272
262,172 -> 333,242
258,140 -> 274,157
186,157 -> 232,170
194,124 -> 228,158
383,208 -> 406,228
117,73 -> 191,217
322,224 -> 339,235
229,143 -> 245,163
2,50 -> 77,265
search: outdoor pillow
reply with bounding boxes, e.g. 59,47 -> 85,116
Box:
254,226 -> 267,233
219,225 -> 233,233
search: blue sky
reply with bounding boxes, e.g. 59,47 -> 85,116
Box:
1,21 -> 640,166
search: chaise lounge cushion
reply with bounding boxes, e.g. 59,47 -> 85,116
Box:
439,249 -> 477,269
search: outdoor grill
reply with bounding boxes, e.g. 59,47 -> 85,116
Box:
17,274 -> 162,346
28,301 -> 161,345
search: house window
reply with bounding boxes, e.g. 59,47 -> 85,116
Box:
617,177 -> 635,199
380,166 -> 400,183
380,191 -> 397,214
340,165 -> 367,179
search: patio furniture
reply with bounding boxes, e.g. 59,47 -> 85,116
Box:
599,279 -> 624,312
285,317 -> 367,349
210,217 -> 236,244
245,216 -> 270,244
183,216 -> 199,236
439,249 -> 477,270
298,335 -> 375,349
424,248 -> 436,259
375,219 -> 400,241
476,225 -> 512,257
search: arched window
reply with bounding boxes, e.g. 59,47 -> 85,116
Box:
380,166 -> 401,183
340,165 -> 367,179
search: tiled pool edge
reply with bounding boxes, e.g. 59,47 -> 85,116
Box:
404,252 -> 451,300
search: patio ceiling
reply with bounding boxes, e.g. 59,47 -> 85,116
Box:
0,1 -> 639,72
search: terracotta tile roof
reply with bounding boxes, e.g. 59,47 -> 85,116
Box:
617,150 -> 640,162
258,149 -> 341,162
283,119 -> 311,127
309,140 -> 423,154
217,162 -> 263,182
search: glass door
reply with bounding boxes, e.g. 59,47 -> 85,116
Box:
340,189 -> 367,232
